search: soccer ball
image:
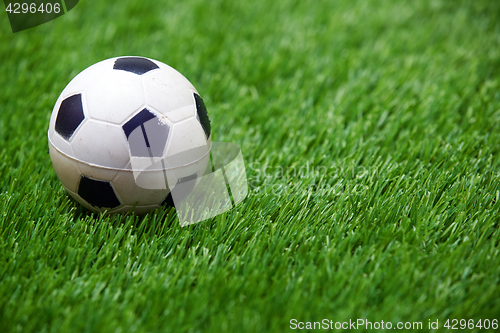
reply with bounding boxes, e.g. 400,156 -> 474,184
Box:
48,56 -> 212,214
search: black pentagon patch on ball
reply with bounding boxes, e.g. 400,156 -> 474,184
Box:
161,173 -> 198,207
122,108 -> 156,138
123,109 -> 170,157
55,94 -> 85,140
161,193 -> 175,208
113,57 -> 159,75
78,176 -> 121,209
194,93 -> 211,139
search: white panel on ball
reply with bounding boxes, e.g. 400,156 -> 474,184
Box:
165,117 -> 209,157
142,68 -> 197,115
163,105 -> 196,123
86,70 -> 145,124
71,120 -> 130,170
49,144 -> 81,192
49,131 -> 74,157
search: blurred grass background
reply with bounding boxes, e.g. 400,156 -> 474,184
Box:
0,0 -> 500,332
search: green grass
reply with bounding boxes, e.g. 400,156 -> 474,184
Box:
1,0 -> 500,331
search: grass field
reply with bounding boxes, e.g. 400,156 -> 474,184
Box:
1,0 -> 500,331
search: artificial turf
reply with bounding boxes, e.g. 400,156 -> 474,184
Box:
1,0 -> 500,331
